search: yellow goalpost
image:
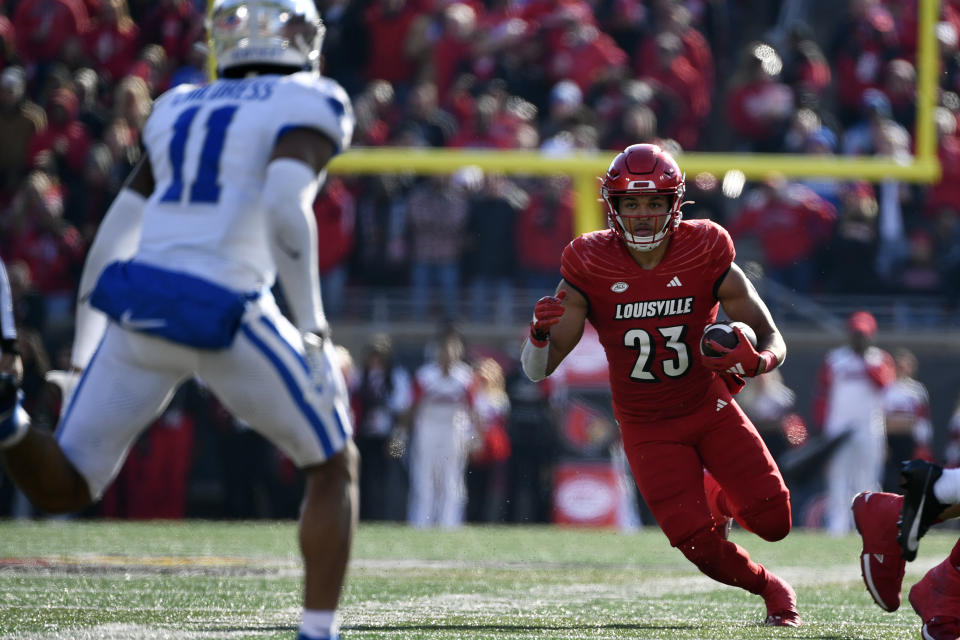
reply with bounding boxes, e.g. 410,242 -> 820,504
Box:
210,0 -> 942,238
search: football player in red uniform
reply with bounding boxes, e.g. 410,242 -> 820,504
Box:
520,143 -> 800,626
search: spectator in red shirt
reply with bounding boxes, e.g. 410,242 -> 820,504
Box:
363,0 -> 421,88
728,174 -> 836,294
139,0 -> 202,68
546,11 -> 628,96
832,2 -> 900,126
925,107 -> 960,218
639,32 -> 709,150
431,2 -> 479,99
27,87 -> 92,177
515,176 -> 574,291
313,177 -> 356,320
5,170 -> 85,332
634,3 -> 714,98
13,0 -> 89,66
726,41 -> 795,152
83,0 -> 139,83
0,12 -> 16,73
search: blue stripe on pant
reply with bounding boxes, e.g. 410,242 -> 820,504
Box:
240,325 -> 336,458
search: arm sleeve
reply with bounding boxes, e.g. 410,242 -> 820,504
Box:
264,158 -> 326,335
71,188 -> 145,368
0,259 -> 16,351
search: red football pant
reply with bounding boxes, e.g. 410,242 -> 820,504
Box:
620,377 -> 791,592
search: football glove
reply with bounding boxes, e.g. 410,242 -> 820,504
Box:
701,325 -> 769,377
303,331 -> 348,402
718,370 -> 746,395
529,290 -> 567,346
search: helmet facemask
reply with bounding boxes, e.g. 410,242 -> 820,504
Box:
603,183 -> 685,252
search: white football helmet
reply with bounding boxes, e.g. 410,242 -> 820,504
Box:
208,0 -> 325,76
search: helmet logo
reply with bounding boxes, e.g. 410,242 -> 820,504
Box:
627,180 -> 656,189
611,282 -> 629,293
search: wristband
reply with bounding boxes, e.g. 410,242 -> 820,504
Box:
520,335 -> 549,381
757,350 -> 778,375
529,322 -> 549,348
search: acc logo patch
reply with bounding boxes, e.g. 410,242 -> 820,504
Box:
610,281 -> 629,293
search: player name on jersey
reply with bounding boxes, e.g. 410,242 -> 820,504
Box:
614,297 -> 694,320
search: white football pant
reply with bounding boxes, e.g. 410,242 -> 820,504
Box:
56,294 -> 352,500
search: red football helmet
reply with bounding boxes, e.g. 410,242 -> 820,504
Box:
601,144 -> 688,251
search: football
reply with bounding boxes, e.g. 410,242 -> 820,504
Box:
700,321 -> 757,357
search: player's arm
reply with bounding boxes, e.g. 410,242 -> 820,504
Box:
520,280 -> 587,381
265,127 -> 336,338
69,156 -> 154,371
711,261 -> 786,376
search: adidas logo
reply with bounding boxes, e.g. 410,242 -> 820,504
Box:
873,554 -> 884,563
716,399 -> 728,412
727,363 -> 746,375
666,276 -> 682,287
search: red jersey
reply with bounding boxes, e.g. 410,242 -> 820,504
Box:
560,220 -> 734,423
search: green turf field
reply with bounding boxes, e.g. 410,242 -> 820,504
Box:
0,520 -> 954,639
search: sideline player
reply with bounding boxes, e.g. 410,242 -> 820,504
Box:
520,143 -> 800,626
853,460 -> 960,640
0,2 -> 356,639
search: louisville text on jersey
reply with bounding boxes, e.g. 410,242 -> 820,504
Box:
613,296 -> 695,320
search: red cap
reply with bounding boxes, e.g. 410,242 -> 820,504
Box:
848,311 -> 877,336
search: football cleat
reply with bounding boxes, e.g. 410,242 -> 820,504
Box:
919,617 -> 960,640
908,558 -> 960,640
296,633 -> 339,640
851,491 -> 906,611
898,460 -> 948,562
761,573 -> 802,627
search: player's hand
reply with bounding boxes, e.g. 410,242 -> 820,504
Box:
718,370 -> 746,395
701,325 -> 763,376
530,290 -> 567,346
303,331 -> 349,401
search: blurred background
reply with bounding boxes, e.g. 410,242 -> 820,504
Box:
1,0 -> 959,532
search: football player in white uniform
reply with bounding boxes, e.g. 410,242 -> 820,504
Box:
0,1 -> 356,639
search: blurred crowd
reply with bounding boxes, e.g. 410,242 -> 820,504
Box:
3,0 -> 960,520
2,1 -> 960,351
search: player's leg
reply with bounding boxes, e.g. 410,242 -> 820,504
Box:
908,537 -> 960,640
698,400 -> 790,542
693,396 -> 799,626
1,325 -> 183,513
621,426 -> 797,624
407,429 -> 437,527
200,302 -> 356,639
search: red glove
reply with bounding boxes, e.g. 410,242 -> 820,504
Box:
718,370 -> 746,395
701,325 -> 774,377
529,290 -> 567,347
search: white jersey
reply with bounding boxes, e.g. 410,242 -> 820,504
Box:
821,345 -> 889,439
137,72 -> 354,292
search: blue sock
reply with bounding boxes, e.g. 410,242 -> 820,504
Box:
296,633 -> 339,640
